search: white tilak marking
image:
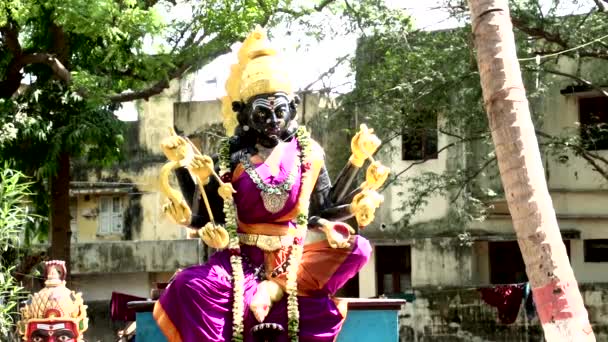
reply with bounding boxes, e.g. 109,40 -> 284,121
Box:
252,96 -> 290,112
35,323 -> 66,330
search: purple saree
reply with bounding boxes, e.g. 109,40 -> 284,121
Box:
154,139 -> 371,342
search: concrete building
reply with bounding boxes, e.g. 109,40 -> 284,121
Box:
68,80 -> 339,340
350,53 -> 608,340
67,44 -> 608,340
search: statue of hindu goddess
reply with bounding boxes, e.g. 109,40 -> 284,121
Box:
156,27 -> 389,342
17,260 -> 88,342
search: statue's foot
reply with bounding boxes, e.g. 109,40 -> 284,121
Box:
250,280 -> 284,322
251,323 -> 285,342
250,286 -> 272,322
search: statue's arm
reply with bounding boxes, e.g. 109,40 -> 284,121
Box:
329,162 -> 363,205
174,155 -> 226,229
308,164 -> 356,227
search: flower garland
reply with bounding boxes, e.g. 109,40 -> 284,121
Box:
219,127 -> 312,342
219,141 -> 245,341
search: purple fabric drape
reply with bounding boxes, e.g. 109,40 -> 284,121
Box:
111,292 -> 146,322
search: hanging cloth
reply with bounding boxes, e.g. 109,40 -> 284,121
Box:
111,292 -> 146,322
479,283 -> 525,324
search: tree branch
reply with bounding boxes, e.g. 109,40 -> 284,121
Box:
593,0 -> 606,11
0,53 -> 73,98
1,22 -> 22,55
302,54 -> 350,91
49,23 -> 69,65
108,42 -> 230,102
511,17 -> 568,49
531,67 -> 608,98
344,0 -> 366,36
274,0 -> 338,17
108,64 -> 189,102
380,133 -> 489,192
580,151 -> 608,182
314,0 -> 336,11
536,130 -> 608,182
450,156 -> 496,203
21,53 -> 72,83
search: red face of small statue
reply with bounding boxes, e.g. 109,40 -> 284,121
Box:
27,321 -> 78,342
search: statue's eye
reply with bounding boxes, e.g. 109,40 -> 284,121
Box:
32,337 -> 43,342
253,109 -> 265,121
57,336 -> 72,341
275,108 -> 284,118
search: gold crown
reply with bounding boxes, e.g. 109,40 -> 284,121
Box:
221,26 -> 293,135
17,261 -> 88,341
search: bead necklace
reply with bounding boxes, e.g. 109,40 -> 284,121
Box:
241,147 -> 302,214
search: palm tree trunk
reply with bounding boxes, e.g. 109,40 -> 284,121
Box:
467,0 -> 594,340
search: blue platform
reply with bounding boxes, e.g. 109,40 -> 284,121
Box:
129,298 -> 405,341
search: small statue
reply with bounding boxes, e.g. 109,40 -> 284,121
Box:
156,26 -> 389,342
17,260 -> 88,342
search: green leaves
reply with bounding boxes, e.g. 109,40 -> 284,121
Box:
0,166 -> 30,339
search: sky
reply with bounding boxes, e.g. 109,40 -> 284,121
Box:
179,1 -> 459,102
116,0 -> 594,121
116,1 -> 457,121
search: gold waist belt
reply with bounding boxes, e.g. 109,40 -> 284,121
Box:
238,233 -> 294,252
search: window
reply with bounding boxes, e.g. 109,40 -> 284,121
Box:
489,240 -> 570,284
98,196 -> 124,235
579,96 -> 608,151
376,245 -> 411,295
584,239 -> 608,262
402,112 -> 438,160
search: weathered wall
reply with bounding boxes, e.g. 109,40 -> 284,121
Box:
398,284 -> 608,341
358,238 -> 474,299
72,272 -> 150,301
70,239 -> 204,275
541,57 -> 608,191
137,81 -> 180,154
385,125 -> 450,226
74,193 -> 102,242
411,238 -> 473,287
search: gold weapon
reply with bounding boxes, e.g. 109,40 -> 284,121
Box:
159,128 -> 235,248
159,128 -> 193,225
349,124 -> 389,227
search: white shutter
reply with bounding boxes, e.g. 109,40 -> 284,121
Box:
98,197 -> 111,234
111,197 -> 123,234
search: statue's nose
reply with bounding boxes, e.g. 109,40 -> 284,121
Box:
266,114 -> 279,126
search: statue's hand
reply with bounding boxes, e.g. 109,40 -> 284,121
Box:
351,190 -> 384,227
218,183 -> 236,201
162,198 -> 192,226
188,154 -> 214,185
349,124 -> 381,167
319,219 -> 355,249
160,132 -> 192,163
361,161 -> 390,191
199,222 -> 229,249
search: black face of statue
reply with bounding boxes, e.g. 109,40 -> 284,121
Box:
246,92 -> 296,147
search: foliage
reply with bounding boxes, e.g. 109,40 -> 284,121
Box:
0,166 -> 33,339
337,0 -> 608,228
0,0 -> 348,249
